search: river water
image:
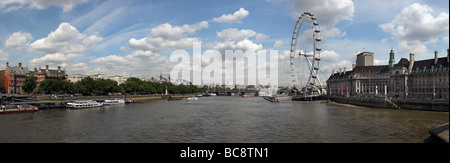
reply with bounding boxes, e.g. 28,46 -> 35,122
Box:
0,96 -> 448,143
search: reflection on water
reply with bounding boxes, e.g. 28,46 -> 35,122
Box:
0,96 -> 448,143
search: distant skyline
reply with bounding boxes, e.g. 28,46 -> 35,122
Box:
1,0 -> 448,86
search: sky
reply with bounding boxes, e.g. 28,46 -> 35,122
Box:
0,0 -> 448,86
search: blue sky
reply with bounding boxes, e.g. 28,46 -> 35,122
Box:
0,0 -> 448,86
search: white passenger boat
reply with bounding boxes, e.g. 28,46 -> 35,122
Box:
186,97 -> 198,101
1,104 -> 39,113
66,100 -> 103,109
103,98 -> 125,105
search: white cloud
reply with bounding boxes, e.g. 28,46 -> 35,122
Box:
29,22 -> 102,54
374,59 -> 388,65
215,39 -> 263,53
213,8 -> 249,24
90,21 -> 208,78
82,7 -> 126,35
255,33 -> 269,41
128,21 -> 208,52
0,0 -> 89,12
443,36 -> 449,44
320,60 -> 352,77
380,3 -> 449,55
273,40 -> 286,49
24,22 -> 102,70
0,49 -> 9,62
217,28 -> 256,42
66,63 -> 89,74
214,28 -> 263,52
284,0 -> 354,26
5,32 -> 33,50
321,50 -> 340,62
91,50 -> 171,77
397,40 -> 428,56
82,34 -> 103,49
29,53 -> 82,67
283,0 -> 354,39
91,54 -> 127,67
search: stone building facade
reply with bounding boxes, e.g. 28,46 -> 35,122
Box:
327,49 -> 449,100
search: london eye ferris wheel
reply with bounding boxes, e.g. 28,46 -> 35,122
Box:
289,12 -> 325,96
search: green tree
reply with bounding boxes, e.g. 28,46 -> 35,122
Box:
117,77 -> 204,95
94,78 -> 119,95
74,77 -> 95,95
38,78 -> 72,94
22,75 -> 37,94
61,80 -> 74,94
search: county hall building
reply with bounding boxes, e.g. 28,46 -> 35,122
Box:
327,49 -> 449,101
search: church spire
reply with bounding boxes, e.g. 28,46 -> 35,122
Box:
388,48 -> 395,68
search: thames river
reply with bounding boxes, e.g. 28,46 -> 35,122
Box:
0,96 -> 448,143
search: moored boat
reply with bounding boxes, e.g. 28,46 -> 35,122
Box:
125,99 -> 141,103
186,97 -> 198,101
1,104 -> 39,114
66,100 -> 103,109
202,93 -> 217,96
104,98 -> 125,105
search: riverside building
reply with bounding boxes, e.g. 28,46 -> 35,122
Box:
1,62 -> 67,94
327,49 -> 449,101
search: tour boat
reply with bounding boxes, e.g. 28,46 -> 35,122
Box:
0,105 -> 39,114
186,97 -> 198,101
202,93 -> 217,96
66,100 -> 103,109
125,99 -> 141,103
103,98 -> 125,105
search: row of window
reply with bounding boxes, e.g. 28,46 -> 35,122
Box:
412,66 -> 449,74
411,88 -> 449,93
412,77 -> 448,87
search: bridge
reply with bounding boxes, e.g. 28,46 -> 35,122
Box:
211,89 -> 259,96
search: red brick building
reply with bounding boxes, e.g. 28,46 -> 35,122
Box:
4,62 -> 30,94
3,62 -> 67,94
34,65 -> 68,87
0,70 -> 5,93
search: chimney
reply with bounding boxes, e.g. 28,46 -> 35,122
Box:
34,68 -> 38,73
58,66 -> 61,72
343,67 -> 347,75
434,51 -> 438,65
6,62 -> 9,67
339,68 -> 342,75
409,53 -> 414,74
18,62 -> 22,69
46,65 -> 49,71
